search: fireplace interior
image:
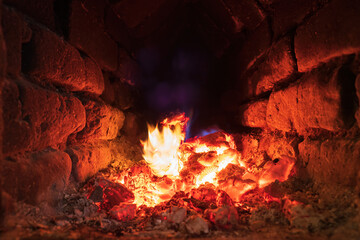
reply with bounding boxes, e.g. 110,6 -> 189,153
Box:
1,0 -> 360,239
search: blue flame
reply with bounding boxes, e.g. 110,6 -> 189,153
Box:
198,128 -> 219,137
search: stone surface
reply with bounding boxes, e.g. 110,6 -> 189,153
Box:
295,0 -> 360,72
2,78 -> 86,155
239,99 -> 268,128
236,20 -> 272,78
2,6 -> 31,76
266,65 -> 356,133
247,36 -> 296,96
223,0 -> 265,30
67,136 -> 140,183
121,111 -> 146,141
234,131 -> 299,167
4,0 -> 57,31
299,138 -> 360,188
75,100 -> 125,142
271,0 -> 327,38
109,136 -> 143,167
82,57 -> 105,96
23,24 -> 91,93
24,24 -> 103,95
66,140 -> 112,182
1,149 -> 72,204
101,75 -> 136,110
69,0 -> 118,71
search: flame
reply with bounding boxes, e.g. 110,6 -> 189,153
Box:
112,112 -> 295,208
140,113 -> 188,179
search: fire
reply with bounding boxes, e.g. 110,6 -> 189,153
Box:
93,112 -> 296,210
140,113 -> 188,179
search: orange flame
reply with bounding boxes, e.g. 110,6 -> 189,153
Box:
128,113 -> 296,207
140,113 -> 188,179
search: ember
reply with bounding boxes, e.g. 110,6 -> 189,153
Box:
86,112 -> 296,227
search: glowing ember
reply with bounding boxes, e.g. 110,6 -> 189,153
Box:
94,112 -> 296,210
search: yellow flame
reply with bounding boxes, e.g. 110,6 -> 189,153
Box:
132,113 -> 295,207
140,113 -> 188,179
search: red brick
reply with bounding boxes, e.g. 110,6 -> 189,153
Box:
247,36 -> 296,96
121,111 -> 146,141
299,138 -> 360,188
76,100 -> 125,142
266,65 -> 356,133
239,99 -> 268,128
66,140 -> 112,182
4,0 -> 57,31
234,132 -> 299,167
3,78 -> 86,155
69,0 -> 118,71
271,0 -> 327,38
2,149 -> 72,204
223,0 -> 265,30
295,0 -> 360,72
23,24 -> 104,95
235,20 -> 272,77
101,73 -> 115,105
83,57 -> 105,96
101,72 -> 137,110
67,137 -> 139,182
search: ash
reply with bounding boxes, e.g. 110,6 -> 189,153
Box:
2,171 -> 359,240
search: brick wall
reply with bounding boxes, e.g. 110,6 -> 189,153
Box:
2,0 -> 360,205
233,0 -> 360,191
0,0 -> 165,205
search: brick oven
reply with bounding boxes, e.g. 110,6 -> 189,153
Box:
1,0 -> 360,239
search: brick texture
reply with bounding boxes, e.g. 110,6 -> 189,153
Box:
266,64 -> 356,133
299,138 -> 360,188
2,149 -> 72,204
239,99 -> 268,128
75,100 -> 125,142
246,36 -> 296,97
24,23 -> 104,95
3,78 -> 86,155
66,140 -> 112,182
69,0 -> 118,71
295,0 -> 360,72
